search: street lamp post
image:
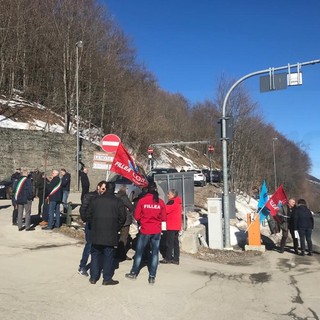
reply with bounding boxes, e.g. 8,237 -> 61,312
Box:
76,40 -> 83,191
221,59 -> 320,249
272,137 -> 278,192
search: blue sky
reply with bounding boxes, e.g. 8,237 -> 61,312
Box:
101,0 -> 320,178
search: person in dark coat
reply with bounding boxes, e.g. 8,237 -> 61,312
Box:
11,168 -> 21,225
38,174 -> 51,225
79,163 -> 90,202
42,169 -> 62,230
294,199 -> 314,256
31,168 -> 42,198
60,168 -> 71,213
276,198 -> 297,253
116,185 -> 135,261
87,181 -> 126,285
77,180 -> 107,277
13,169 -> 34,231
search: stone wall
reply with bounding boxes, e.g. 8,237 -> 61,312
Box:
0,128 -> 108,191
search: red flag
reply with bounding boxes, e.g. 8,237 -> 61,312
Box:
265,185 -> 288,216
110,143 -> 149,188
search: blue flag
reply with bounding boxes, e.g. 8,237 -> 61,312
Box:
258,180 -> 270,222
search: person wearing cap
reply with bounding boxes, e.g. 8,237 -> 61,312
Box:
125,182 -> 166,285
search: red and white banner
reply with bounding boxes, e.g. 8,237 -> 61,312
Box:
110,143 -> 149,188
265,185 -> 288,216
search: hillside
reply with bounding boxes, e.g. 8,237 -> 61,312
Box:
1,94 -> 319,212
0,94 -> 219,172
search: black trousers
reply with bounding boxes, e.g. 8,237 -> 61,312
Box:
12,207 -> 18,224
165,230 -> 180,262
298,228 -> 312,253
280,228 -> 299,252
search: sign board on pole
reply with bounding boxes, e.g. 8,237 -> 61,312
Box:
100,134 -> 121,153
93,152 -> 114,162
92,162 -> 111,170
147,146 -> 153,154
287,72 -> 302,86
260,73 -> 288,92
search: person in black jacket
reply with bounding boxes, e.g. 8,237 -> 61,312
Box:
116,185 -> 135,261
79,162 -> 90,202
60,168 -> 71,213
87,182 -> 126,285
13,169 -> 34,231
294,199 -> 314,256
276,198 -> 296,253
77,180 -> 107,277
11,168 -> 21,225
42,169 -> 62,230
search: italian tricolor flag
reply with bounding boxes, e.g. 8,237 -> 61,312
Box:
14,177 -> 27,200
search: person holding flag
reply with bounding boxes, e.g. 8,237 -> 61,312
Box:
276,198 -> 297,253
264,185 -> 291,244
42,169 -> 62,230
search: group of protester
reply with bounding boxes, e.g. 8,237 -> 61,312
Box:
10,167 -> 73,231
276,198 -> 314,256
10,165 -> 183,285
78,180 -> 182,286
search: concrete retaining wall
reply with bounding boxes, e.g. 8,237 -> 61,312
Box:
0,128 -> 108,191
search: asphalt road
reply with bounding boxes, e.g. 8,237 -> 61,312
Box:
0,196 -> 320,320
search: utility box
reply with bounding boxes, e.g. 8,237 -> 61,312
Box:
207,198 -> 224,249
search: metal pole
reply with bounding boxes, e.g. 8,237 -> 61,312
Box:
272,138 -> 278,192
182,174 -> 186,230
209,153 -> 212,184
150,140 -> 210,147
221,58 -> 320,249
75,41 -> 83,191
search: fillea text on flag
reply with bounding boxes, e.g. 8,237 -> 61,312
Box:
265,185 -> 288,216
110,143 -> 149,188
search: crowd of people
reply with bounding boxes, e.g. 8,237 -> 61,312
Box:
9,167 -> 183,286
78,180 -> 182,285
10,164 -> 314,285
11,167 -> 73,231
276,198 -> 314,256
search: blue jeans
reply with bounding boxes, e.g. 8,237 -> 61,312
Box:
79,223 -> 91,270
131,233 -> 161,278
48,201 -> 60,228
62,191 -> 69,212
298,228 -> 313,253
90,244 -> 116,282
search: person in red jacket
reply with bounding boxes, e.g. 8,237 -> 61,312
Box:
125,182 -> 166,284
160,189 -> 182,265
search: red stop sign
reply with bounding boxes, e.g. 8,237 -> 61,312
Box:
147,146 -> 153,154
101,134 -> 121,153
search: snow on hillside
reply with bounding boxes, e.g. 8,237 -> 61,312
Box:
0,94 -> 258,225
0,94 -> 102,144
